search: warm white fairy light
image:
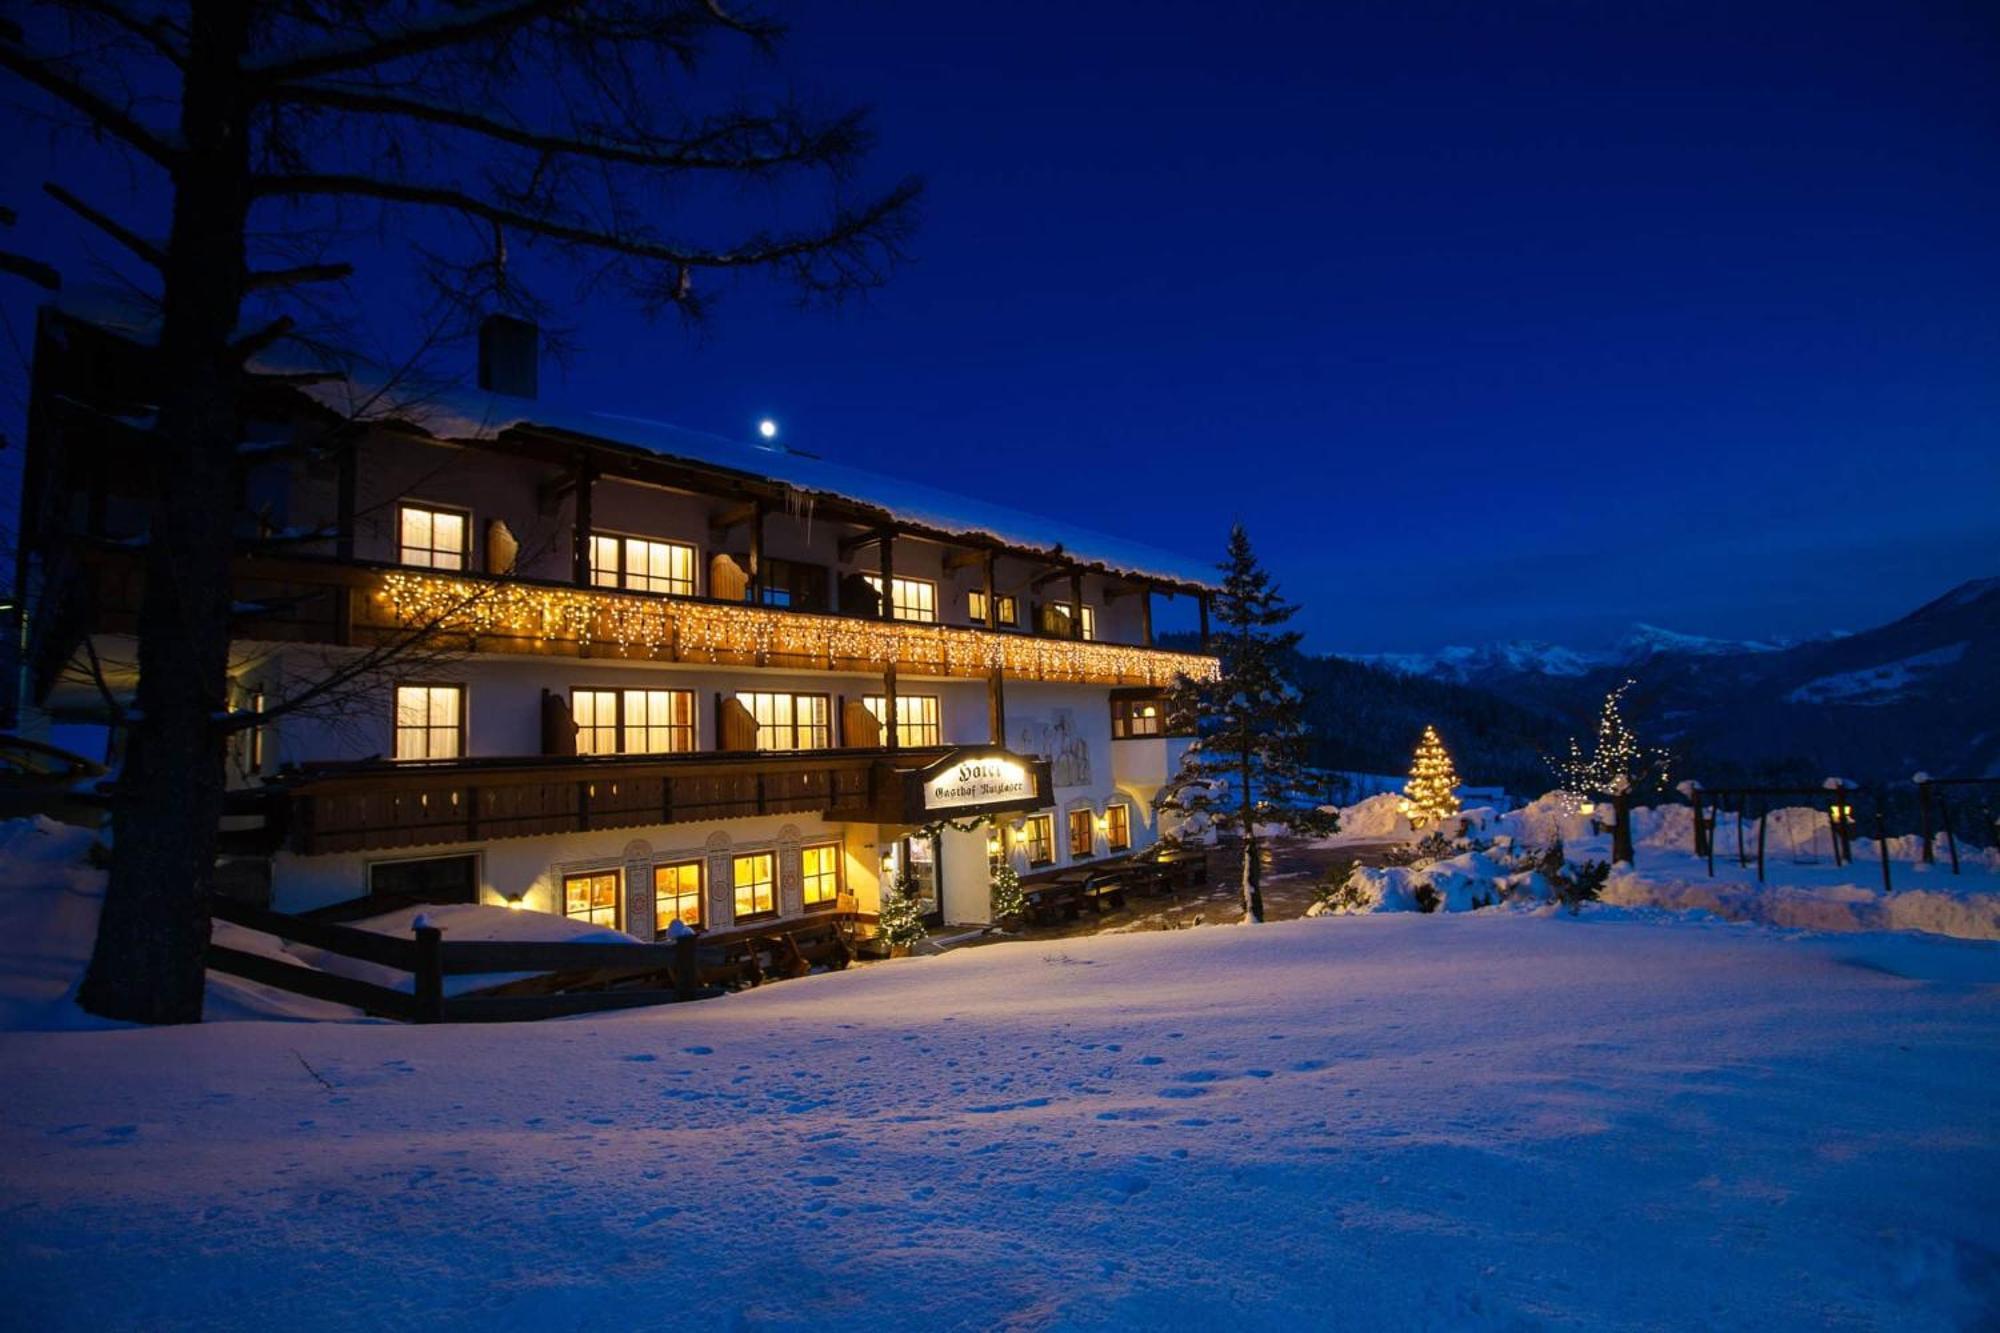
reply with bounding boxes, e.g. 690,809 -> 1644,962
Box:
374,571 -> 1219,687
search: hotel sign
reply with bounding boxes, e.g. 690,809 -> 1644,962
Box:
903,747 -> 1050,819
924,755 -> 1035,812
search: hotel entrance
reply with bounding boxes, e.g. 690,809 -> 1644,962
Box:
878,832 -> 943,926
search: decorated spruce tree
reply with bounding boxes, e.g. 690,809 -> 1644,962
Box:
1552,679 -> 1672,864
989,863 -> 1026,923
878,870 -> 930,953
1402,726 -> 1462,829
1158,525 -> 1335,923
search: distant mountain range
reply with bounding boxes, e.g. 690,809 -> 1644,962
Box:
1349,623 -> 1824,685
1328,578 -> 1998,785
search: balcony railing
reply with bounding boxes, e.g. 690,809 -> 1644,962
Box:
66,548 -> 1217,690
366,568 -> 1217,687
279,747 -> 954,855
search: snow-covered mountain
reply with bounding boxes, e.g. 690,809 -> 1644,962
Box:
1344,580 -> 1996,781
1349,623 -> 1793,684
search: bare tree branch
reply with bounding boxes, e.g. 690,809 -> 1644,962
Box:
272,82 -> 867,175
0,250 -> 61,290
250,171 -> 921,277
43,182 -> 166,269
246,261 -> 353,291
248,1 -> 576,87
66,0 -> 187,68
0,39 -> 179,169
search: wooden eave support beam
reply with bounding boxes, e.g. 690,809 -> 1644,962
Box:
838,527 -> 886,560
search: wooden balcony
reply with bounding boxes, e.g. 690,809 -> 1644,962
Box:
278,747 -> 956,856
68,547 -> 1220,688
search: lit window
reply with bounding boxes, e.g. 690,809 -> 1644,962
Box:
591,532 -> 696,596
1105,804 -> 1131,852
1112,696 -> 1163,739
564,870 -> 621,929
733,852 -> 776,917
398,503 -> 468,570
861,694 -> 941,747
654,861 -> 703,932
623,689 -> 695,753
394,684 -> 463,760
735,692 -> 830,751
863,574 -> 937,623
571,688 -> 620,755
801,843 -> 843,909
1020,814 -> 1054,867
968,590 -> 1017,626
245,689 -> 266,774
572,688 -> 696,754
1068,808 -> 1095,859
1049,601 -> 1097,641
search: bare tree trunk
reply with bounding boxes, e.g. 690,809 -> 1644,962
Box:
1611,789 -> 1634,866
1240,834 -> 1264,923
77,0 -> 252,1025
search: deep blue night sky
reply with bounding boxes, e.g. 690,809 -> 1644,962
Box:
3,0 -> 1995,652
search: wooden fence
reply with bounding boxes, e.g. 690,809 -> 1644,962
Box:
207,898 -> 711,1023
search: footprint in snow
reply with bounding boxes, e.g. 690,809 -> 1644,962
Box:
1157,1087 -> 1207,1100
621,1054 -> 657,1063
1136,1056 -> 1166,1066
683,1046 -> 713,1055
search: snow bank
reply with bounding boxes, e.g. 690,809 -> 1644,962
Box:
1332,792 -> 1413,840
0,817 -> 353,1030
289,903 -> 642,998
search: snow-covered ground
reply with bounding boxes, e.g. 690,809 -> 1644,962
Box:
2,911 -> 1996,1326
4,815 -> 1998,1328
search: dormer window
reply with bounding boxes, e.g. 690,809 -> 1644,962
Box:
398,503 -> 468,570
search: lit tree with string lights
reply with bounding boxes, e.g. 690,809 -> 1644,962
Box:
1157,524 -> 1335,923
1552,679 -> 1672,864
1401,725 -> 1461,829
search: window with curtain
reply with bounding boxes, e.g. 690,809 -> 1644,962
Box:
564,870 -> 621,928
732,852 -> 777,917
653,861 -> 703,932
801,843 -> 843,908
397,503 -> 468,570
393,684 -> 463,760
861,694 -> 941,747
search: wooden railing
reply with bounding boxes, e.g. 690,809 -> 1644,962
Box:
208,898 -> 710,1023
281,748 -> 947,855
68,546 -> 1219,688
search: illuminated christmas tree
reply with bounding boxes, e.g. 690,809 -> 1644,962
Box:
1401,725 -> 1461,828
878,869 -> 929,952
1553,679 -> 1671,803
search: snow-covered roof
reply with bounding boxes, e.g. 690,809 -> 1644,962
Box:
45,288 -> 1219,587
321,378 -> 1219,588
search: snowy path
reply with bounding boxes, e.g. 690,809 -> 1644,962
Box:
3,913 -> 1996,1330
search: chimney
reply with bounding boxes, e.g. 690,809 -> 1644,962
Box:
477,314 -> 539,398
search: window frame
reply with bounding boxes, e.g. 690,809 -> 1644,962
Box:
863,573 -> 939,623
967,589 -> 1018,627
1049,600 -> 1097,641
563,868 -> 622,929
759,557 -> 831,612
800,842 -> 844,911
244,687 -> 266,774
653,859 -> 704,933
1111,695 -> 1165,739
1105,802 -> 1132,852
392,682 -> 466,761
860,693 -> 942,748
589,529 -> 699,597
732,850 -> 778,920
735,691 -> 832,751
1068,807 -> 1096,860
571,687 -> 698,756
396,501 -> 472,571
1020,814 -> 1055,868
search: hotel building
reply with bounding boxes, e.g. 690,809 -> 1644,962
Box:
17,309 -> 1219,937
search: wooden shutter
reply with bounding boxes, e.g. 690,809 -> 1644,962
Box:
541,689 -> 578,756
842,699 -> 882,748
718,695 -> 759,751
710,552 -> 748,602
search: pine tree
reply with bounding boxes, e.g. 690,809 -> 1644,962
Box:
878,870 -> 929,952
1402,725 -> 1461,829
1157,525 -> 1335,923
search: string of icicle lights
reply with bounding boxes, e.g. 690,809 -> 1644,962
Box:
375,572 -> 1220,687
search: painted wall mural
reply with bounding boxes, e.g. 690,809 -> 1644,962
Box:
1015,709 -> 1092,788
